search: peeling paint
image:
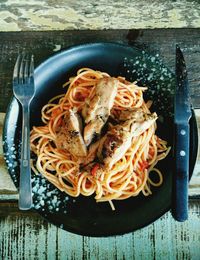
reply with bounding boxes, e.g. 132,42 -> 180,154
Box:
0,11 -> 20,31
0,0 -> 200,31
53,44 -> 61,52
0,209 -> 199,259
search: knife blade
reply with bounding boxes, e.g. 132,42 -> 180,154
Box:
172,45 -> 192,221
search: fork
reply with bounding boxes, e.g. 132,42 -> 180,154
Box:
13,53 -> 35,210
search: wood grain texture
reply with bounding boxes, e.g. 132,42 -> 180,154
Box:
0,0 -> 200,31
0,201 -> 200,259
0,113 -> 17,196
0,29 -> 200,112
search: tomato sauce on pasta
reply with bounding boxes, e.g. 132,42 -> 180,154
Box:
30,68 -> 170,210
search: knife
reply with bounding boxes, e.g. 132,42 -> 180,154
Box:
172,45 -> 192,221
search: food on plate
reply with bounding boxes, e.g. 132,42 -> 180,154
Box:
82,77 -> 118,146
56,109 -> 87,157
30,68 -> 170,210
97,112 -> 157,169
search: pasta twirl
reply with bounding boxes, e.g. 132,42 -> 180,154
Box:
30,68 -> 170,210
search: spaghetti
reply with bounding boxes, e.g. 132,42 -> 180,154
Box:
30,68 -> 170,210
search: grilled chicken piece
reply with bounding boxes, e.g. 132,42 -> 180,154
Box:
82,140 -> 101,166
56,109 -> 87,157
82,77 -> 118,145
97,127 -> 132,169
97,112 -> 157,169
122,112 -> 157,137
118,108 -> 144,122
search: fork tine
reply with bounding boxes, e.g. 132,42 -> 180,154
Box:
29,55 -> 34,77
13,54 -> 21,82
24,54 -> 29,83
29,55 -> 34,82
19,53 -> 26,83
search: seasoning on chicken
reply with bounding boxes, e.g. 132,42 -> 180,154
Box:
117,108 -> 144,122
97,112 -> 157,169
82,140 -> 101,166
56,109 -> 87,157
82,77 -> 118,146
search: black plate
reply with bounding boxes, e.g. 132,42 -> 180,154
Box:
3,43 -> 198,236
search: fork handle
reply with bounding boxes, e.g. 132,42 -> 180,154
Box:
19,104 -> 32,210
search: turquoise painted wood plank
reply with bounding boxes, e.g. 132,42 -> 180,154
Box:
114,234 -> 135,259
83,235 -> 129,259
57,229 -> 83,260
46,224 -> 57,260
133,224 -> 155,259
1,206 -> 199,259
154,216 -> 176,260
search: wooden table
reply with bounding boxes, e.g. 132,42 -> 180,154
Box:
0,2 -> 200,259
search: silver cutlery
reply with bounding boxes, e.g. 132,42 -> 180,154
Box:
13,53 -> 35,210
172,45 -> 192,221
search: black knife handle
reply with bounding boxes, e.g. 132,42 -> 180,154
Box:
172,122 -> 190,221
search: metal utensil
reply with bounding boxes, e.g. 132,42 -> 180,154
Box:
172,45 -> 192,221
13,54 -> 35,210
